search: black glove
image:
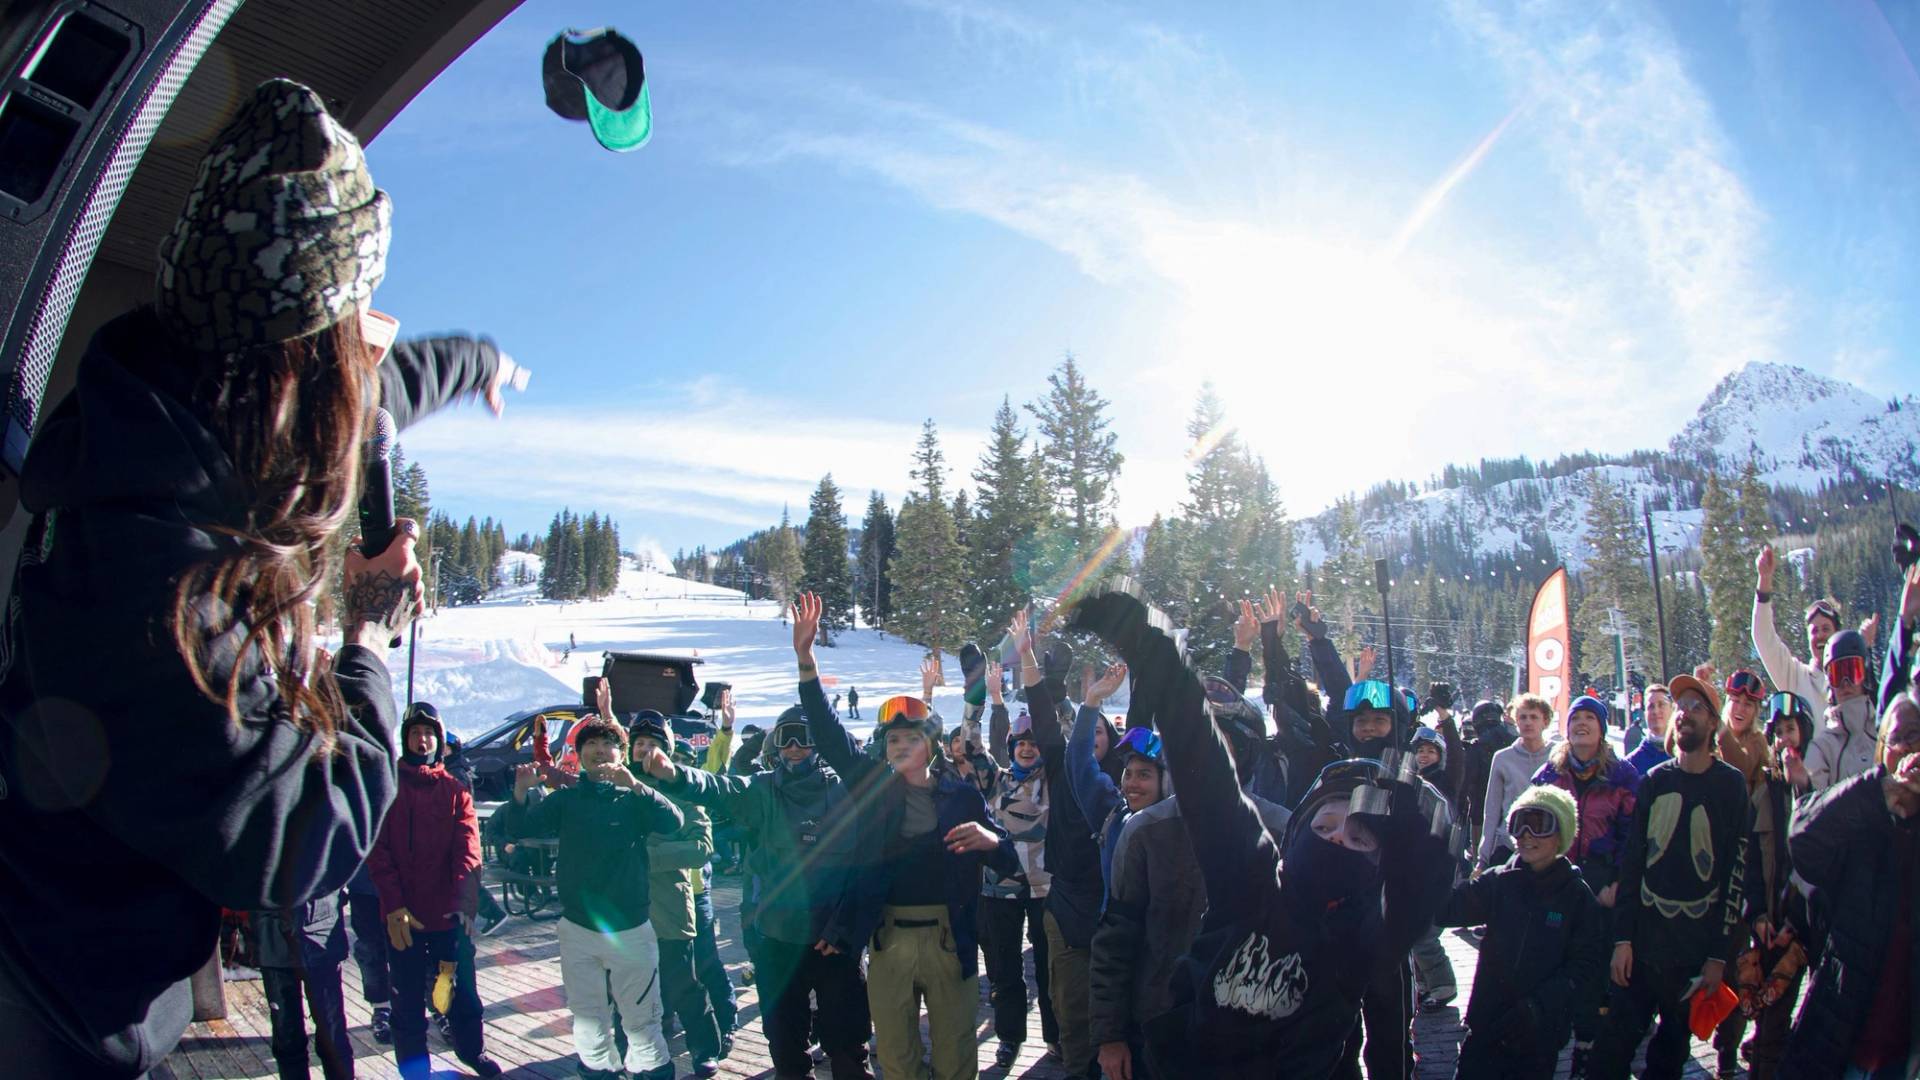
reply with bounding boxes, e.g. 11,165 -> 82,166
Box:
1426,682 -> 1455,711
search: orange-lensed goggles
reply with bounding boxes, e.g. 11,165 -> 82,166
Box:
876,695 -> 931,727
1824,655 -> 1866,688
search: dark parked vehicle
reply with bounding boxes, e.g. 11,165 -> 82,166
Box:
462,652 -> 717,802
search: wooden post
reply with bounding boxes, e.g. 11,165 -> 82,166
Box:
189,944 -> 227,1020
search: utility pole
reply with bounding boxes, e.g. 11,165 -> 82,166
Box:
1643,506 -> 1671,679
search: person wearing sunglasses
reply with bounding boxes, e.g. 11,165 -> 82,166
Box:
1065,582 -> 1451,1080
1752,543 -> 1863,711
1432,784 -> 1604,1079
790,593 -> 1016,1080
1592,674 -> 1751,1080
639,703 -> 873,1079
1805,629 -> 1879,792
1781,694 -> 1920,1078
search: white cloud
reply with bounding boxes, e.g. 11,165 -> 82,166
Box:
400,385 -> 989,538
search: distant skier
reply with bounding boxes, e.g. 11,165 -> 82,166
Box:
833,693 -> 844,713
847,687 -> 861,720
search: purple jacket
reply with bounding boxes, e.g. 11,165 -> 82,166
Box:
1531,755 -> 1641,893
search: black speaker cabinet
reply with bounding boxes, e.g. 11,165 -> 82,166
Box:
0,0 -> 239,475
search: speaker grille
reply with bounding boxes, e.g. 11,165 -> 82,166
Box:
5,0 -> 243,474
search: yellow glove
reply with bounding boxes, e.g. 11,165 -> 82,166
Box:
386,908 -> 425,951
432,960 -> 457,1014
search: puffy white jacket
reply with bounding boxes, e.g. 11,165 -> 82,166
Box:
1804,695 -> 1876,792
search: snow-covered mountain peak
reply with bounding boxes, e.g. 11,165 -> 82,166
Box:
1669,361 -> 1919,489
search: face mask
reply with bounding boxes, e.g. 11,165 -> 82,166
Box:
780,755 -> 819,777
1350,735 -> 1393,761
1283,819 -> 1381,914
401,750 -> 435,767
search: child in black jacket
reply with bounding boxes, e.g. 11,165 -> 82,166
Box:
1436,784 -> 1604,1079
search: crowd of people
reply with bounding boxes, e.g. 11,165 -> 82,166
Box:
0,76 -> 1914,1080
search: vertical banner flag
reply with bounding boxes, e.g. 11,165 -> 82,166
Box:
1528,568 -> 1572,731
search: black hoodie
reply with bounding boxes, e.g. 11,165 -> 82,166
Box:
0,309 -> 501,1076
1068,590 -> 1453,1078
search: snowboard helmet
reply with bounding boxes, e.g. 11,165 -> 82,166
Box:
628,709 -> 672,752
1408,725 -> 1445,769
402,702 -> 444,765
1467,700 -> 1505,738
1763,692 -> 1814,756
1823,629 -> 1870,691
762,705 -> 815,769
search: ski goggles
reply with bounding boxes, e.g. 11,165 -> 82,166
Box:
1116,727 -> 1163,763
1507,806 -> 1560,841
1343,680 -> 1395,713
1723,670 -> 1766,701
1824,655 -> 1866,688
875,695 -> 932,727
1766,691 -> 1813,725
771,722 -> 814,749
1806,599 -> 1841,626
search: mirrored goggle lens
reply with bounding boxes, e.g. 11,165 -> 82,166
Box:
1825,656 -> 1866,686
1724,671 -> 1765,699
1118,727 -> 1162,760
1766,691 -> 1808,721
877,695 -> 930,726
1508,807 -> 1559,839
1343,680 -> 1394,713
773,724 -> 813,749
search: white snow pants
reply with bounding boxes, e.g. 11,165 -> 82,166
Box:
558,917 -> 669,1074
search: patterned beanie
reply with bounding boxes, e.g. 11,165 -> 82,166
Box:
156,78 -> 391,354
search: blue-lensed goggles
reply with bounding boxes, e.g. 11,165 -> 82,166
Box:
1343,680 -> 1395,713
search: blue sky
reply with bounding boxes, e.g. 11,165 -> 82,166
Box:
366,0 -> 1920,561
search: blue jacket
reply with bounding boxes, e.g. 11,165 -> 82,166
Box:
1066,703 -> 1128,902
801,678 -> 1018,978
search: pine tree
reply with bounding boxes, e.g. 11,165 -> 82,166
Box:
890,421 -> 970,659
800,475 -> 855,643
1700,473 -> 1752,675
768,506 -> 805,603
969,398 -> 1042,639
1572,471 -> 1655,686
1136,514 -> 1189,622
1026,353 -> 1124,549
1315,499 -> 1376,660
855,492 -> 897,629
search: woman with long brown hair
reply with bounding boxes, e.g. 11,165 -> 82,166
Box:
0,79 -> 521,1077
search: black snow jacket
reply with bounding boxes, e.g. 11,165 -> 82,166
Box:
0,309 -> 499,1076
1435,855 -> 1604,1059
803,677 -> 1018,979
1028,677 -> 1112,948
1221,619 -> 1324,808
1784,766 -> 1920,1078
1070,590 -> 1453,1079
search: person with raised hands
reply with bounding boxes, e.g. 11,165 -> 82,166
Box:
1008,605 -> 1117,1076
1064,582 -> 1453,1079
634,700 -> 872,1080
792,592 -> 1017,1080
977,664 -> 1058,1070
508,716 -> 684,1080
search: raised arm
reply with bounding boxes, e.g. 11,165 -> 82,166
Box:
378,334 -> 518,432
791,593 -> 867,780
1069,590 -> 1281,925
988,662 -> 1012,766
1750,545 -> 1803,693
1065,668 -> 1129,831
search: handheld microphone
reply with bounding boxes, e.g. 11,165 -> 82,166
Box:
359,408 -> 397,558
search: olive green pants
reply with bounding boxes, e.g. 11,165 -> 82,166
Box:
867,904 -> 979,1080
1044,909 -> 1093,1074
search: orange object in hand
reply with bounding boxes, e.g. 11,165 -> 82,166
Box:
1689,981 -> 1740,1040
